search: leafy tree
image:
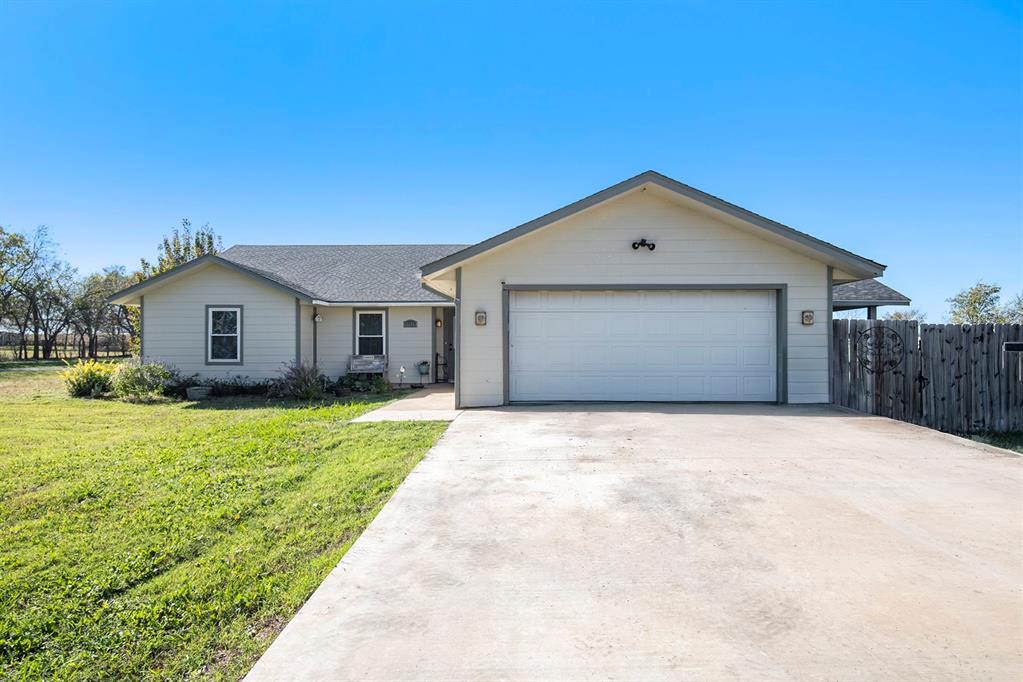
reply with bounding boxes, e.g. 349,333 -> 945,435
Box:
947,282 -> 1018,324
73,268 -> 132,358
0,227 -> 32,312
1004,292 -> 1023,324
883,308 -> 927,321
139,218 -> 222,279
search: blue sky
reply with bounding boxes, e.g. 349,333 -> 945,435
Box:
1,1 -> 1020,320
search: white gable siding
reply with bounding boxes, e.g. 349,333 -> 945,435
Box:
142,263 -> 298,380
456,190 -> 830,406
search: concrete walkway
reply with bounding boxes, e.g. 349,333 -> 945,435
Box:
248,404 -> 1022,681
352,384 -> 460,422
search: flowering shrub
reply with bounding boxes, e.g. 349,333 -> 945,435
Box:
60,359 -> 117,397
112,360 -> 176,401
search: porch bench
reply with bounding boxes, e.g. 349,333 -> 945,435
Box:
349,354 -> 388,374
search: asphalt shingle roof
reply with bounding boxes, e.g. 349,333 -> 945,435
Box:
221,245 -> 908,308
220,244 -> 468,303
833,279 -> 910,305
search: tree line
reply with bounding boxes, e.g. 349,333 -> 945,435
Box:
0,220 -> 221,361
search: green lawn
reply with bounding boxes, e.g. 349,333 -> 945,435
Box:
0,368 -> 448,680
970,431 -> 1023,454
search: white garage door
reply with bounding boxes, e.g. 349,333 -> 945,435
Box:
508,289 -> 777,402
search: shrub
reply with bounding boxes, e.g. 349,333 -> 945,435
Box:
336,373 -> 391,394
268,363 -> 327,400
60,359 -> 117,397
207,376 -> 270,397
112,360 -> 176,401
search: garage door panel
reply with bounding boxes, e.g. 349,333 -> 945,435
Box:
743,346 -> 773,367
709,346 -> 739,367
677,347 -> 705,365
710,376 -> 739,399
742,315 -> 774,337
744,376 -> 774,399
509,289 -> 776,402
706,315 -> 739,335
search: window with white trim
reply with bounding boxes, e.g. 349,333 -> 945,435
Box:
207,306 -> 242,362
356,311 -> 385,355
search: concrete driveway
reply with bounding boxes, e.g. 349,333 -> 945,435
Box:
247,404 -> 1022,681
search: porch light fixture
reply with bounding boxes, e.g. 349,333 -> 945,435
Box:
313,313 -> 323,323
435,319 -> 443,328
632,238 -> 655,251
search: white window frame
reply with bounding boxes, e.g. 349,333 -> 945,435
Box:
207,306 -> 243,364
355,310 -> 386,356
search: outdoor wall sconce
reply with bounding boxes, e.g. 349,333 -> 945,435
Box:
313,313 -> 323,323
475,311 -> 487,326
632,238 -> 656,251
802,310 -> 815,326
435,318 -> 443,328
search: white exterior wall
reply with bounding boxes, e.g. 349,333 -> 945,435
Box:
386,307 -> 434,384
142,263 -> 298,380
298,304 -> 435,383
456,190 -> 830,407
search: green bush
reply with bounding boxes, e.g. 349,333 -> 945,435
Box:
60,359 -> 116,397
268,363 -> 327,400
112,360 -> 175,401
336,373 -> 391,394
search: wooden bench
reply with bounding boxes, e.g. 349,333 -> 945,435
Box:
349,355 -> 388,374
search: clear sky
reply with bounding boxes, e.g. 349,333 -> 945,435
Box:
2,1 -> 1021,321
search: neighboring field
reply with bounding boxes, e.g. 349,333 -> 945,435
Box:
0,367 -> 447,680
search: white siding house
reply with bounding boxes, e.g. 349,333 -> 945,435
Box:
111,171 -> 895,403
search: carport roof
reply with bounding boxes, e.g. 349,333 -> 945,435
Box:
833,279 -> 911,310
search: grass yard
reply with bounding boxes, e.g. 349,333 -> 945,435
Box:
971,431 -> 1023,454
0,367 -> 448,680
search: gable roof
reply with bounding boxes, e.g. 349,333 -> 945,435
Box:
420,170 -> 885,279
108,244 -> 467,305
833,279 -> 911,310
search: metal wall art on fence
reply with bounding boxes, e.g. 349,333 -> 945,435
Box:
854,326 -> 905,374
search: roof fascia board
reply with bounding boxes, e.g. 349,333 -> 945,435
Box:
421,171 -> 885,279
107,255 -> 314,305
833,299 -> 911,307
311,300 -> 454,307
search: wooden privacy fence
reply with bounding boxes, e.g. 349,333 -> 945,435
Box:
832,320 -> 1023,434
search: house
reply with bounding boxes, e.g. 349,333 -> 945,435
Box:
109,171 -> 909,407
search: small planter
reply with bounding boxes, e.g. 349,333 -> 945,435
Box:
186,386 -> 212,400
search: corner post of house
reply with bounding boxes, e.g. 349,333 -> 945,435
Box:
312,306 -> 318,368
454,268 -> 462,409
867,306 -> 877,320
294,298 -> 301,366
826,266 -> 833,403
430,306 -> 438,384
139,295 -> 144,360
